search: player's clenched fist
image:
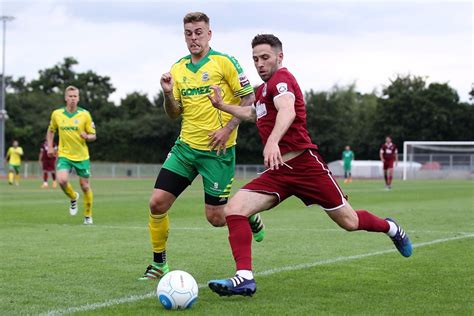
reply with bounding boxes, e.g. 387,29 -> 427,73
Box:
160,72 -> 174,93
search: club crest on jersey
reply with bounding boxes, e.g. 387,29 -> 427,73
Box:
183,76 -> 187,83
276,82 -> 288,94
262,84 -> 267,97
74,119 -> 79,124
239,73 -> 250,87
202,72 -> 209,82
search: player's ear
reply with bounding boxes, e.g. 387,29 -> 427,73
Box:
277,51 -> 284,65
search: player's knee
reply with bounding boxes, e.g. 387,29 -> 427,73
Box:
206,213 -> 226,227
149,198 -> 170,215
338,218 -> 358,231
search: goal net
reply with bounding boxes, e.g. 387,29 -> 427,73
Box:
403,141 -> 474,180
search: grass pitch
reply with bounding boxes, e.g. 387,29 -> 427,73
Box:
0,177 -> 473,315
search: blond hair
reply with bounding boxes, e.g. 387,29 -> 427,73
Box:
64,85 -> 79,96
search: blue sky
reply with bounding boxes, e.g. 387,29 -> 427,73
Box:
2,0 -> 472,103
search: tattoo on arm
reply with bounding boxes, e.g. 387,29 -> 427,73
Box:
163,93 -> 182,119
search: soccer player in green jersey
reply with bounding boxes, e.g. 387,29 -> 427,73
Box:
46,86 -> 96,224
5,140 -> 24,185
342,145 -> 354,183
140,12 -> 265,281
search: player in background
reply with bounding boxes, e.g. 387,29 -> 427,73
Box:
39,139 -> 58,188
139,12 -> 265,281
5,140 -> 24,185
342,145 -> 354,183
46,86 -> 96,224
207,34 -> 412,297
379,136 -> 398,189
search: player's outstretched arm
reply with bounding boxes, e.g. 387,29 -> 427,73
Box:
208,85 -> 256,122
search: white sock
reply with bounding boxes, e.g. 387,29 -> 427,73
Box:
386,221 -> 398,237
236,270 -> 254,280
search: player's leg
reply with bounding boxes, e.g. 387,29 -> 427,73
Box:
51,170 -> 57,188
56,158 -> 79,215
387,167 -> 394,188
139,168 -> 191,280
41,166 -> 49,188
208,190 -> 277,297
7,164 -> 14,184
73,160 -> 93,224
326,203 -> 412,257
198,146 -> 265,241
14,165 -> 21,185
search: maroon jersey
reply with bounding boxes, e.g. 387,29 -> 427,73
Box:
380,142 -> 397,161
40,141 -> 57,163
254,67 -> 317,155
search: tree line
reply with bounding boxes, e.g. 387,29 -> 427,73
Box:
5,57 -> 474,164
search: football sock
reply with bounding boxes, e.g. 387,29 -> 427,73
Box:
356,210 -> 390,232
8,171 -> 14,183
236,270 -> 254,280
83,189 -> 93,217
43,172 -> 48,182
386,220 -> 398,237
63,182 -> 77,200
384,172 -> 388,185
52,172 -> 56,181
226,214 -> 252,271
153,251 -> 167,264
149,212 -> 169,257
388,175 -> 393,185
15,174 -> 20,184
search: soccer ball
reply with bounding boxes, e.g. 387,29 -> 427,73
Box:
156,270 -> 198,310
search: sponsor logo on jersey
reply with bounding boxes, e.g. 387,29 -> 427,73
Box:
255,100 -> 267,119
179,85 -> 211,96
183,76 -> 187,83
239,73 -> 250,87
60,126 -> 79,131
202,72 -> 209,82
276,82 -> 288,94
74,119 -> 79,124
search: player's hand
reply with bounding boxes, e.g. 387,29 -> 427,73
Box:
80,132 -> 89,140
208,126 -> 231,155
160,72 -> 174,93
208,85 -> 224,109
263,141 -> 283,170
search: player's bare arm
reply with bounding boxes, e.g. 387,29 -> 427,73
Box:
264,93 -> 296,170
161,72 -> 183,120
46,130 -> 56,158
379,149 -> 384,162
80,132 -> 97,142
207,92 -> 255,155
208,85 -> 257,122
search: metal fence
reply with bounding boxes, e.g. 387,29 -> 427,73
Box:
20,161 -> 267,179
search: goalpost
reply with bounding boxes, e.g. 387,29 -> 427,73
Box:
402,141 -> 474,180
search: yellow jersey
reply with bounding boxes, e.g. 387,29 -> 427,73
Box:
48,107 -> 96,161
7,146 -> 23,165
171,48 -> 253,150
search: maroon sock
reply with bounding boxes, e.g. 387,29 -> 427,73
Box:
43,172 -> 48,182
356,210 -> 389,232
226,214 -> 252,271
384,172 -> 388,185
388,175 -> 393,185
52,172 -> 56,181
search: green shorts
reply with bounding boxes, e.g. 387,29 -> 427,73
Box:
343,163 -> 352,172
57,157 -> 91,178
163,139 -> 235,198
8,164 -> 20,173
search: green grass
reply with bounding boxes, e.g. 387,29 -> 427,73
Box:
0,178 -> 473,315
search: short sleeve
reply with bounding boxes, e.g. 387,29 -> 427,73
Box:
221,55 -> 253,98
85,112 -> 96,134
267,72 -> 296,101
48,112 -> 58,132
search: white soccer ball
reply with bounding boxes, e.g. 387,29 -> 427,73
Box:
156,270 -> 198,310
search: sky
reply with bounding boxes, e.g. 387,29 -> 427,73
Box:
1,0 -> 473,104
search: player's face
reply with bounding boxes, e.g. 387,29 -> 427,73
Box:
184,21 -> 211,57
386,137 -> 392,144
13,141 -> 18,147
65,90 -> 79,107
252,44 -> 283,82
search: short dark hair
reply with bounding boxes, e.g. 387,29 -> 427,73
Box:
251,34 -> 283,51
183,12 -> 210,25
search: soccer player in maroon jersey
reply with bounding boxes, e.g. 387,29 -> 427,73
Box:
380,136 -> 398,189
39,139 -> 58,188
206,34 -> 412,297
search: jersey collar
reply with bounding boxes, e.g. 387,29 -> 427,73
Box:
186,48 -> 213,73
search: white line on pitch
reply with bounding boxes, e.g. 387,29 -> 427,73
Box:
40,233 -> 474,316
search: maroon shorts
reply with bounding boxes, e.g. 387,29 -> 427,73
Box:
383,159 -> 395,170
241,149 -> 347,210
42,160 -> 56,172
